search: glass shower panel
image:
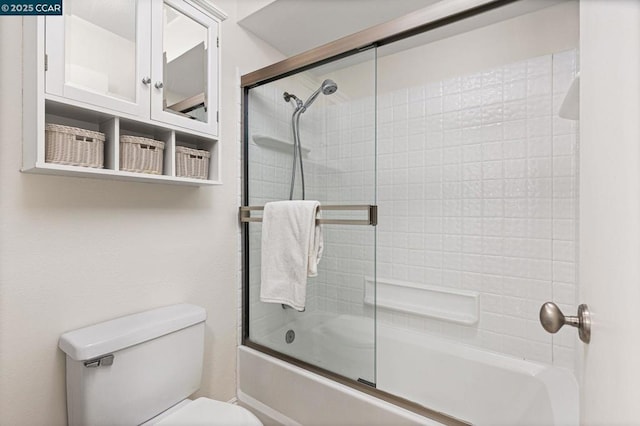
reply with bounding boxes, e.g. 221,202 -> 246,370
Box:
246,48 -> 377,383
373,3 -> 579,418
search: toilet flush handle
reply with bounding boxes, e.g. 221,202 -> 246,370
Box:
84,354 -> 114,368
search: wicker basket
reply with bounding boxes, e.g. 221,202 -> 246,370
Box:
176,146 -> 210,180
120,135 -> 165,175
45,123 -> 105,168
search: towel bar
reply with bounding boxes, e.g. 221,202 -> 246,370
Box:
239,204 -> 377,226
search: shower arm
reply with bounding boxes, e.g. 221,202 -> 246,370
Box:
284,92 -> 303,109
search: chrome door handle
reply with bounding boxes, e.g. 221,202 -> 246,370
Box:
539,302 -> 591,343
142,77 -> 151,85
154,81 -> 164,89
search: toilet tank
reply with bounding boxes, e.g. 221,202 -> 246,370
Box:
58,304 -> 206,426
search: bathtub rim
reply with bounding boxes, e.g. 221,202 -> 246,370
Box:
242,339 -> 469,426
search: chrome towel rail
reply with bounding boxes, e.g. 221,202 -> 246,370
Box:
239,204 -> 377,226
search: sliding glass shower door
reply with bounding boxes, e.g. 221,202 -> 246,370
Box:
242,1 -> 581,423
244,48 -> 377,384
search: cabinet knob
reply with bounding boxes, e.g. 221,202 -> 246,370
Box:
141,77 -> 151,85
154,81 -> 164,89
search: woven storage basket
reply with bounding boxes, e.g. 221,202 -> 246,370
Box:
45,123 -> 105,168
120,135 -> 165,175
176,146 -> 210,180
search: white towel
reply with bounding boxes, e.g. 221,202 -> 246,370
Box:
260,200 -> 324,311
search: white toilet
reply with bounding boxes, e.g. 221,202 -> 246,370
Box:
58,304 -> 262,426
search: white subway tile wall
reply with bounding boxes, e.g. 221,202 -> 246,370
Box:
244,50 -> 579,370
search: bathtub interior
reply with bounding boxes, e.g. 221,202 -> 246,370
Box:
261,314 -> 577,425
377,325 -> 578,425
263,313 -> 374,382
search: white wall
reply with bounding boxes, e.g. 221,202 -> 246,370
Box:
579,0 -> 640,423
0,2 -> 284,424
236,0 -> 276,22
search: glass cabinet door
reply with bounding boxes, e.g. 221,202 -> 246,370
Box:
45,0 -> 151,117
150,0 -> 218,136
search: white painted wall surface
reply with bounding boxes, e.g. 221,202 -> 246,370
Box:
0,2 -> 284,424
579,0 -> 640,423
236,0 -> 276,22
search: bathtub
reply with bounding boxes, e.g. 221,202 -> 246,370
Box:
258,313 -> 375,383
239,314 -> 578,425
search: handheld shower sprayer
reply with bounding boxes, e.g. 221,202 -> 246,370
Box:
282,79 -> 339,200
300,79 -> 338,112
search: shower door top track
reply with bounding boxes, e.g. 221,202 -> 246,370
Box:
240,0 -> 517,88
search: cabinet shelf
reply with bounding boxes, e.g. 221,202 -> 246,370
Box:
25,97 -> 221,186
22,161 -> 219,186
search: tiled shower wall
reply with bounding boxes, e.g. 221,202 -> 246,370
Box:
313,96 -> 376,317
247,79 -> 376,339
245,50 -> 579,369
317,50 -> 579,368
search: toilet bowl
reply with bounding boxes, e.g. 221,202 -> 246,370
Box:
58,304 -> 262,426
144,398 -> 261,425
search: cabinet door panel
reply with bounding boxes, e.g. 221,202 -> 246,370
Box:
45,0 -> 151,117
151,0 -> 218,136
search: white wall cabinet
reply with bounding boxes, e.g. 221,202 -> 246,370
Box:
24,0 -> 226,186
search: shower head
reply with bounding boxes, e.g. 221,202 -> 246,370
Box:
321,79 -> 338,95
301,79 -> 338,112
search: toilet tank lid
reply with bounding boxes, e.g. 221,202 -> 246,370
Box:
58,304 -> 206,361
